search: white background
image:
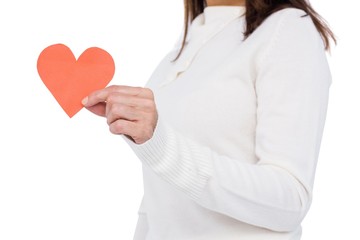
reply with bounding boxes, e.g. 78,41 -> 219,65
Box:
0,0 -> 358,239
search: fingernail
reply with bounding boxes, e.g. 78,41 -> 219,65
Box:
81,97 -> 88,106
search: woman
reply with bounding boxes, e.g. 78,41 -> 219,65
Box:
82,0 -> 335,239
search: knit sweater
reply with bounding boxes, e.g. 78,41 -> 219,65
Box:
125,6 -> 331,240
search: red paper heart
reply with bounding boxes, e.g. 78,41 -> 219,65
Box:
37,44 -> 115,118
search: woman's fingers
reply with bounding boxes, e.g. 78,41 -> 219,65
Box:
106,103 -> 142,124
82,86 -> 148,118
82,89 -> 108,108
82,85 -> 152,108
109,119 -> 153,144
106,85 -> 154,100
84,102 -> 106,117
108,112 -> 156,144
83,85 -> 158,144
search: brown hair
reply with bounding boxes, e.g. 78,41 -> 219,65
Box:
175,0 -> 336,60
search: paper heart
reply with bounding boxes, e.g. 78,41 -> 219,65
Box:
37,44 -> 115,118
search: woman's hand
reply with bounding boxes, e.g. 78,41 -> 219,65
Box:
82,85 -> 158,144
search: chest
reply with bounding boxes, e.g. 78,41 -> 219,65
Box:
146,22 -> 261,158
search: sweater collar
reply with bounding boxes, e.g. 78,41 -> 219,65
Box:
186,6 -> 246,43
203,6 -> 246,26
162,6 -> 246,87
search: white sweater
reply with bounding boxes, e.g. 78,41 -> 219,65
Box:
125,6 -> 331,240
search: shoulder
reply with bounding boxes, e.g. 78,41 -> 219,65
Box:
246,7 -> 322,47
259,8 -> 319,39
245,7 -> 324,66
249,8 -> 329,77
250,7 -> 324,56
267,7 -> 308,21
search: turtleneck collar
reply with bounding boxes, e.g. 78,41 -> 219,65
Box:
185,5 -> 246,43
203,6 -> 246,25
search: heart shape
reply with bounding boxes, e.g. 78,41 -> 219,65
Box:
37,44 -> 115,118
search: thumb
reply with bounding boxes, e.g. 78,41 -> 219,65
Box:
82,97 -> 106,117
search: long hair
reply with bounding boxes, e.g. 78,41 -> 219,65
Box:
174,0 -> 336,61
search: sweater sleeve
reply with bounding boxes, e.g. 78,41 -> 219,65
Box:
124,9 -> 331,232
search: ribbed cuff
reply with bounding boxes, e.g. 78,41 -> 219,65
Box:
123,118 -> 213,200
